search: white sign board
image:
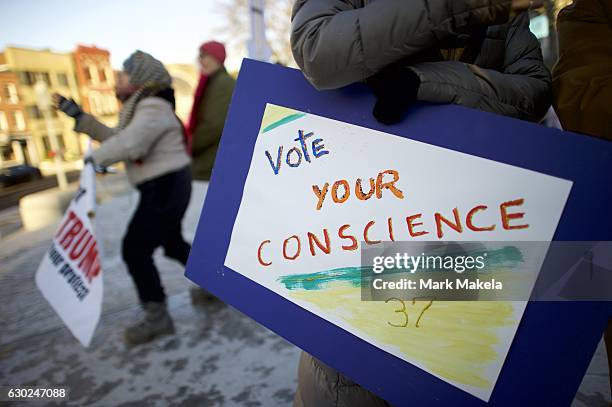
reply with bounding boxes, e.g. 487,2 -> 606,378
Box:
36,161 -> 102,347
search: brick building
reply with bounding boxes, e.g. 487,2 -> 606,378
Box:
0,55 -> 32,166
0,45 -> 119,171
73,45 -> 117,125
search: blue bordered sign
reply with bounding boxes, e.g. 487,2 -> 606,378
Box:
186,59 -> 612,406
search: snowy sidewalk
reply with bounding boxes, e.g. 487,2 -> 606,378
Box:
0,179 -> 299,406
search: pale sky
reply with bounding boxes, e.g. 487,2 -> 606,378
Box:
1,0 -> 242,70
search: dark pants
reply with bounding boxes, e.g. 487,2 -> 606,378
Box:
122,166 -> 192,303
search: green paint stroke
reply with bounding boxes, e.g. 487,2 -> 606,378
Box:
262,113 -> 307,133
278,266 -> 368,291
277,246 -> 524,291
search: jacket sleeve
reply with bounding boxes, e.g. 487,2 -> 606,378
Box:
409,13 -> 552,122
74,113 -> 117,142
90,101 -> 167,167
191,78 -> 235,155
552,0 -> 612,138
290,0 -> 511,90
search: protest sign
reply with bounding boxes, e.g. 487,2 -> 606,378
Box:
225,103 -> 572,401
186,60 -> 612,406
36,159 -> 102,347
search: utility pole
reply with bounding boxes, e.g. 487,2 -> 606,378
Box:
34,80 -> 68,190
247,0 -> 273,61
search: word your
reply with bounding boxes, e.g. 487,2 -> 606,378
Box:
265,130 -> 329,175
372,253 -> 487,273
312,169 -> 404,210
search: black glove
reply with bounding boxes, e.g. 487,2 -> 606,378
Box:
56,95 -> 83,119
368,66 -> 420,125
84,155 -> 95,166
84,156 -> 107,174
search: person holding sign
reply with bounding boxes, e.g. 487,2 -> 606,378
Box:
186,40 -> 236,304
290,0 -> 548,405
553,0 -> 611,141
553,0 -> 612,398
53,51 -> 192,345
291,0 -> 549,125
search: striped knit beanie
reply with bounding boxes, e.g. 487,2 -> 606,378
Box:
119,50 -> 172,129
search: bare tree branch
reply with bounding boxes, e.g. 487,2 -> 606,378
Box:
216,0 -> 295,66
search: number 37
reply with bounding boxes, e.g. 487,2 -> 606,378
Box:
385,297 -> 434,328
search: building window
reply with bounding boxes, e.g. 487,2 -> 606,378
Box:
91,66 -> 98,84
1,143 -> 13,161
86,66 -> 98,84
12,111 -> 26,131
41,72 -> 51,86
57,73 -> 69,87
106,68 -> 113,85
102,94 -> 111,114
26,105 -> 42,120
41,134 -> 51,156
107,94 -> 117,113
42,134 -> 65,157
99,68 -> 107,83
2,84 -> 19,103
18,71 -> 51,87
0,112 -> 8,131
88,94 -> 97,114
57,134 -> 66,150
19,71 -> 35,86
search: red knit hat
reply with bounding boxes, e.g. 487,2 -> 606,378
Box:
199,41 -> 226,65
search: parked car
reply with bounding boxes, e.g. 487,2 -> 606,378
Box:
0,165 -> 43,188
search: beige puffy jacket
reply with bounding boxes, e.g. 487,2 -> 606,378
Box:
75,97 -> 191,186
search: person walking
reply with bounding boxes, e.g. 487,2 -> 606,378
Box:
553,0 -> 611,140
290,0 -> 550,405
185,41 -> 236,305
186,41 -> 235,180
54,50 -> 192,345
553,0 -> 612,400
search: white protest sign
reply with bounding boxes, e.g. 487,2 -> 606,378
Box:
36,159 -> 102,347
225,104 -> 572,401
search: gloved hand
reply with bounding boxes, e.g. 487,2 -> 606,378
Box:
83,155 -> 95,166
84,156 -> 105,173
368,66 -> 420,125
52,93 -> 83,119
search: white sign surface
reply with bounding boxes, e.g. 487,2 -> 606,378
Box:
225,104 -> 572,400
36,161 -> 102,347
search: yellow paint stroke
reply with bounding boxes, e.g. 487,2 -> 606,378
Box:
288,283 -> 516,389
259,104 -> 304,134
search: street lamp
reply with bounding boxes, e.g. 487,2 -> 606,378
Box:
34,80 -> 68,190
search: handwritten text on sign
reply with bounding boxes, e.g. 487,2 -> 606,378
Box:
258,128 -> 529,267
